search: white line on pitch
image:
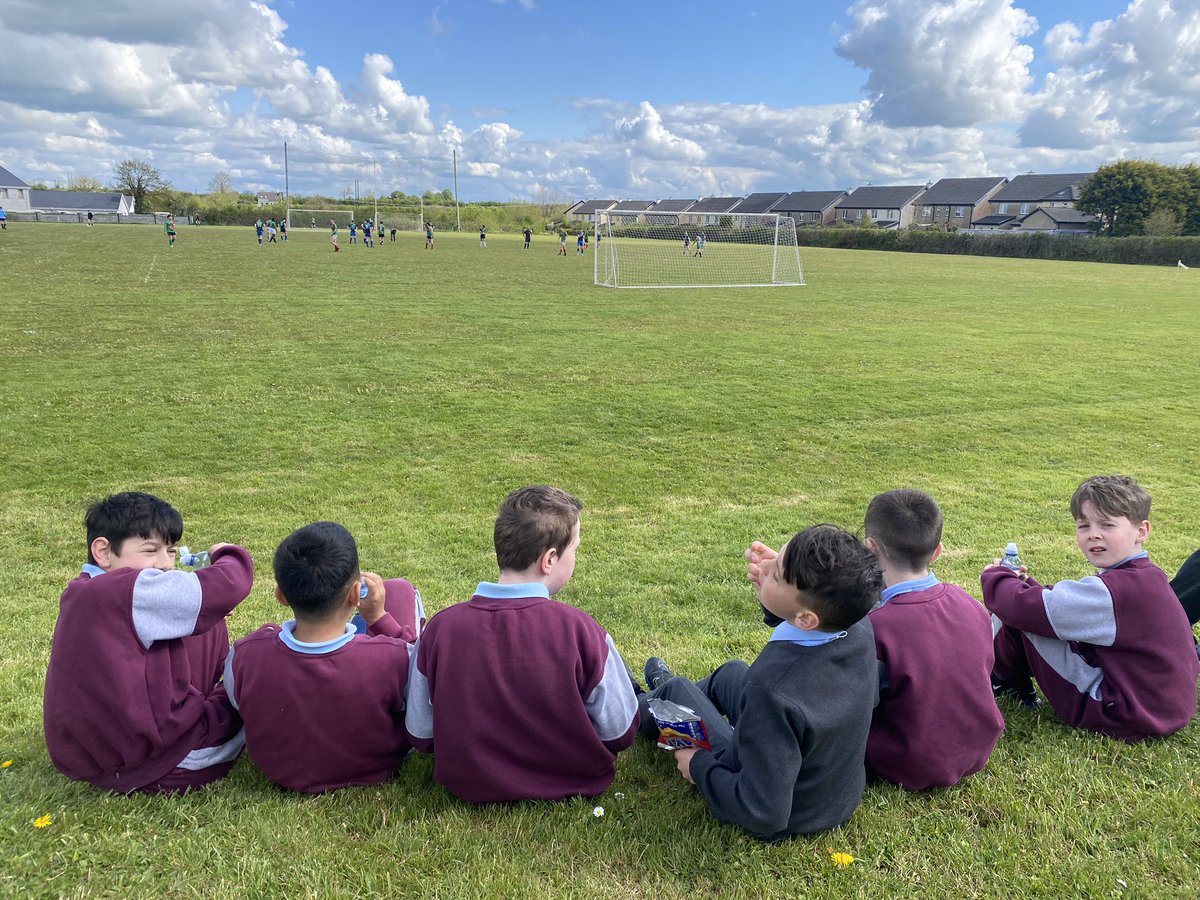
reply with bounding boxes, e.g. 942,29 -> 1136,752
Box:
144,254 -> 158,284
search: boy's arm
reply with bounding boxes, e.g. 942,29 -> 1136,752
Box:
982,567 -> 1117,644
582,637 -> 639,753
687,688 -> 802,839
130,544 -> 253,649
403,639 -> 434,753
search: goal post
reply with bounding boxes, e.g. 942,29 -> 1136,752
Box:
593,211 -> 804,288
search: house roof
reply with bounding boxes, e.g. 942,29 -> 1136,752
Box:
991,173 -> 1092,203
837,185 -> 926,209
609,200 -> 655,211
1023,207 -> 1096,225
919,176 -> 1006,205
570,199 -> 618,215
646,198 -> 696,212
771,191 -> 847,212
729,192 -> 787,214
0,165 -> 30,188
256,191 -> 283,198
688,196 -> 742,213
30,190 -> 129,211
973,215 -> 1017,227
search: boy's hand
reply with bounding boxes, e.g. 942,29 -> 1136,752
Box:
358,571 -> 387,625
208,542 -> 234,555
673,747 -> 698,783
745,541 -> 778,587
983,560 -> 1028,580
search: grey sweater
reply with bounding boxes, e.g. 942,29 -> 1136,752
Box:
688,618 -> 877,840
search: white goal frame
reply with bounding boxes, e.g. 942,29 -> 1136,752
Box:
593,211 -> 804,289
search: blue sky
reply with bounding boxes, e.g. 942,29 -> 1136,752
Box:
1,0 -> 1196,201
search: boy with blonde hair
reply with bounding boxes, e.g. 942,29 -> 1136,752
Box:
983,475 -> 1198,740
406,486 -> 639,803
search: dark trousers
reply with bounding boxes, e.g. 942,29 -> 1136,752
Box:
637,660 -> 750,756
1171,548 -> 1200,626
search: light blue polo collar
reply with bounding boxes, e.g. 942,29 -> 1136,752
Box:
879,573 -> 940,606
1102,550 -> 1148,573
82,563 -> 107,577
474,581 -> 551,600
278,620 -> 356,655
769,622 -> 847,646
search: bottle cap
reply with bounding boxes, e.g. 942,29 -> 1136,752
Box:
1005,542 -> 1019,554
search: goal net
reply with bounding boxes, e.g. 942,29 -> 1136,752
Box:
287,208 -> 358,234
594,212 -> 804,288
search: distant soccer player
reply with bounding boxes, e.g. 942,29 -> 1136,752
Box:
558,228 -> 568,256
425,221 -> 435,250
694,233 -> 706,257
349,220 -> 357,244
683,232 -> 691,255
523,227 -> 532,249
255,218 -> 264,245
577,230 -> 585,255
390,226 -> 397,242
164,215 -> 177,249
310,217 -> 316,229
479,225 -> 487,248
266,218 -> 277,243
279,218 -> 288,241
330,220 -> 340,252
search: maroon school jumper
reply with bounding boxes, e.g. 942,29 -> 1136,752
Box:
43,546 -> 254,792
984,556 -> 1198,741
406,584 -> 639,803
867,582 -> 1004,790
228,579 -> 419,793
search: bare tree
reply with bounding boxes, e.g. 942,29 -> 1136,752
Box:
68,175 -> 105,192
208,171 -> 235,195
111,159 -> 171,212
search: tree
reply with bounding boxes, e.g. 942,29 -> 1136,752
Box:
111,159 -> 170,212
208,172 -> 235,195
68,175 -> 104,192
1077,160 -> 1186,237
1141,209 -> 1182,236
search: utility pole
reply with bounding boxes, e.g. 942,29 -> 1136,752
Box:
283,141 -> 290,228
453,149 -> 461,231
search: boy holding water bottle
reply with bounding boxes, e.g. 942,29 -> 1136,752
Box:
225,521 -> 422,792
982,475 -> 1198,740
43,492 -> 254,794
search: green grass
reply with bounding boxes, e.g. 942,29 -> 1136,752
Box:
2,223 -> 1198,898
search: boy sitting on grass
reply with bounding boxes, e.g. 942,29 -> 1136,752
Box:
43,492 -> 253,794
225,521 -> 421,793
861,490 -> 1003,790
982,475 -> 1199,741
640,525 -> 881,841
405,486 -> 639,803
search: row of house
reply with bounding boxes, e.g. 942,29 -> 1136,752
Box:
0,166 -> 135,215
566,173 -> 1097,235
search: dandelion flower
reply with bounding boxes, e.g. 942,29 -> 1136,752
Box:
0,760 -> 12,768
33,815 -> 53,829
592,806 -> 605,817
829,851 -> 855,868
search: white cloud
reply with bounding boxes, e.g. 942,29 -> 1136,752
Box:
836,0 -> 1038,127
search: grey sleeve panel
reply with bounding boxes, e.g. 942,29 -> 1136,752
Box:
404,639 -> 434,740
131,568 -> 204,650
584,636 -> 640,742
1025,631 -> 1105,700
1042,575 -> 1117,646
223,645 -> 239,711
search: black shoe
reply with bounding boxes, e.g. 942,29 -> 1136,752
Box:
644,657 -> 674,691
992,676 -> 1041,709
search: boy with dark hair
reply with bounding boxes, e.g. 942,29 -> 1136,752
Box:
225,521 -> 422,793
406,486 -> 639,803
43,492 -> 253,794
983,475 -> 1199,741
861,490 -> 1003,790
640,525 -> 881,841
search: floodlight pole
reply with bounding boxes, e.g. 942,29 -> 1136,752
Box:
284,141 -> 290,228
372,157 -> 378,228
453,149 -> 461,231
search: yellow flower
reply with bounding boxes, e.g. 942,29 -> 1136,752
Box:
829,851 -> 855,868
33,815 -> 53,829
0,760 -> 12,768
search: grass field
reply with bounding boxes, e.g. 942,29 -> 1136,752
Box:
1,222 -> 1198,898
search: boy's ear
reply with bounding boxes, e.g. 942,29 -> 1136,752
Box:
1136,520 -> 1151,543
90,537 -> 113,569
537,546 -> 559,576
930,542 -> 944,563
792,608 -> 822,631
274,585 -> 291,608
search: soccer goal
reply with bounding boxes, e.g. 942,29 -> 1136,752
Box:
594,212 -> 804,288
287,208 -> 359,233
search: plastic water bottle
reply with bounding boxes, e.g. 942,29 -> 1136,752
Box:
178,546 -> 211,569
359,579 -> 368,599
1000,543 -> 1022,572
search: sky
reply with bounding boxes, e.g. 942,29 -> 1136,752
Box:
1,0 -> 1198,202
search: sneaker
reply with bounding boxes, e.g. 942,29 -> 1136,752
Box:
992,676 -> 1041,709
644,657 -> 674,691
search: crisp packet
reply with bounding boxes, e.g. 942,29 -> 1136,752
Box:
647,698 -> 711,750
